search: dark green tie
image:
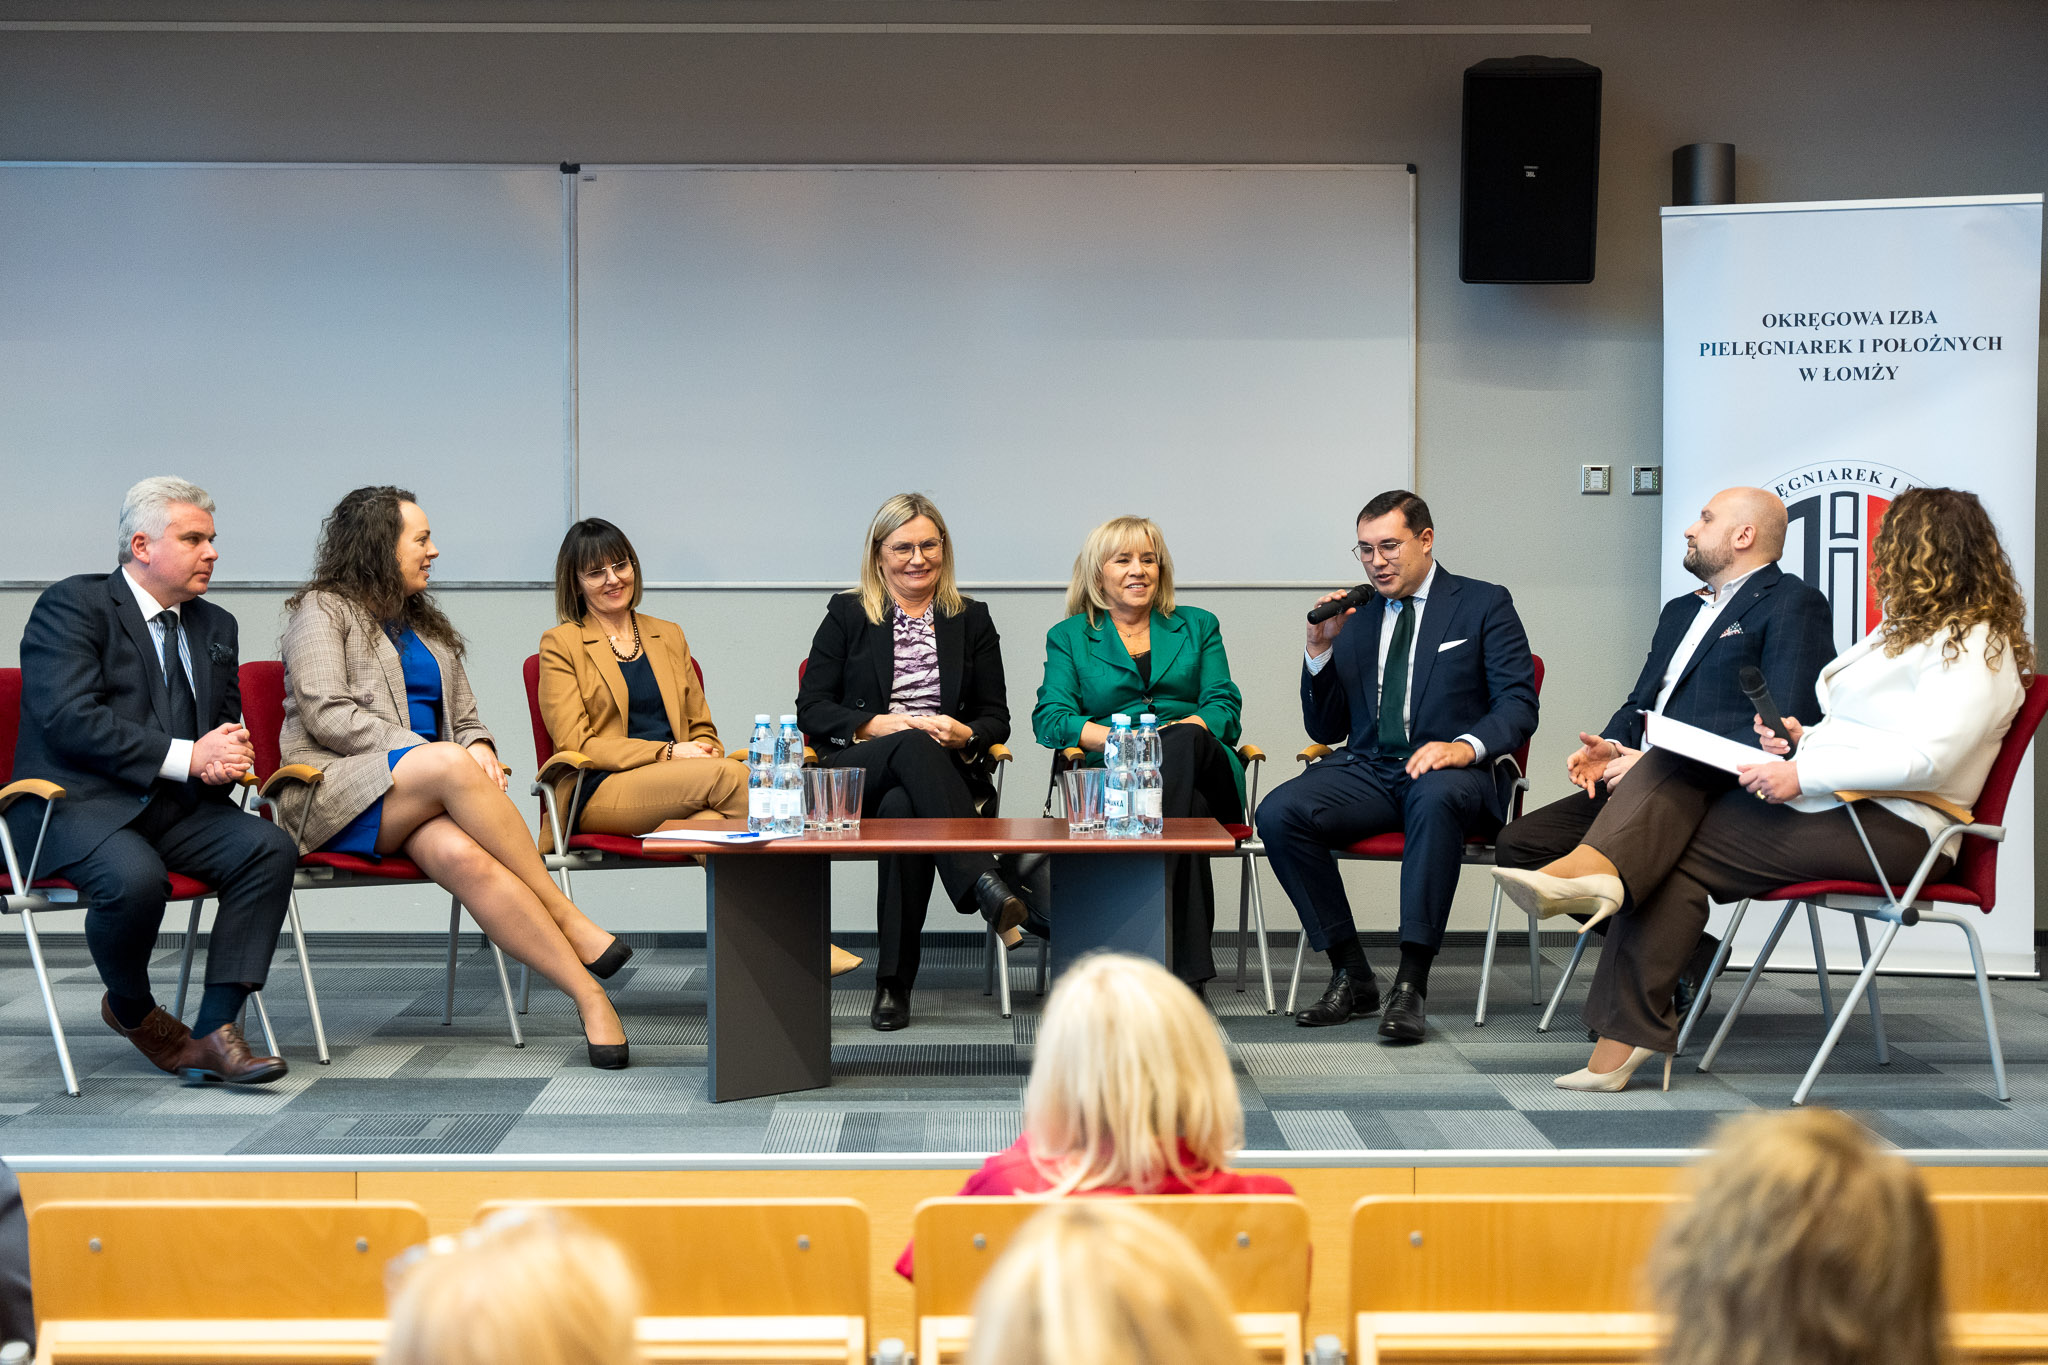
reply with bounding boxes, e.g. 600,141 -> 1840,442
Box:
1378,599 -> 1415,758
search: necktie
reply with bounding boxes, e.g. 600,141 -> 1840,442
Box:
156,610 -> 199,742
1378,599 -> 1415,758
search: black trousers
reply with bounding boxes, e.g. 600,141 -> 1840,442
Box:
1157,722 -> 1246,984
821,729 -> 996,990
56,790 -> 299,1000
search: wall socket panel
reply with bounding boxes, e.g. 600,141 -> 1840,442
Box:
1631,465 -> 1663,495
1580,464 -> 1612,494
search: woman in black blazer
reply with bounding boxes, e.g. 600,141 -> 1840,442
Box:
798,493 -> 1028,1031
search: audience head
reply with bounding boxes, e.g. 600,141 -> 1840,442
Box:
1682,486 -> 1788,585
381,1206 -> 642,1365
858,492 -> 963,625
287,485 -> 463,651
1024,951 -> 1242,1196
966,1200 -> 1253,1365
1653,1107 -> 1950,1365
117,475 -> 219,605
1871,485 -> 2033,674
1353,490 -> 1433,602
555,518 -> 644,625
1066,515 -> 1176,624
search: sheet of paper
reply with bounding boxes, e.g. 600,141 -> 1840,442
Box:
1642,710 -> 1775,776
639,827 -> 802,845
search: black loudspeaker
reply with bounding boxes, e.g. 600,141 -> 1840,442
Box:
1460,56 -> 1602,284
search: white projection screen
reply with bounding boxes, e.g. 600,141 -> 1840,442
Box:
573,164 -> 1416,585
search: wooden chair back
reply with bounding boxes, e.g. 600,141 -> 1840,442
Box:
1933,1194 -> 2048,1312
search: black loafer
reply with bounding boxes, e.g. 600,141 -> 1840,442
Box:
972,870 -> 1030,937
1294,968 -> 1381,1027
1377,982 -> 1428,1043
870,983 -> 911,1032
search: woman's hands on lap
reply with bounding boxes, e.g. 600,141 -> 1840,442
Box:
855,713 -> 920,743
466,741 -> 509,792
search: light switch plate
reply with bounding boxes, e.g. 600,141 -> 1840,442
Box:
1631,465 -> 1663,495
1581,464 -> 1612,494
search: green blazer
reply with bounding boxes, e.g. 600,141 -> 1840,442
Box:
1032,604 -> 1245,798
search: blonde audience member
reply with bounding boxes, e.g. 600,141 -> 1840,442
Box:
966,1201 -> 1254,1365
1654,1108 -> 1951,1365
897,951 -> 1289,1278
382,1206 -> 642,1365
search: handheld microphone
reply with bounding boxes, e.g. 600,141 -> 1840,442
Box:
1739,666 -> 1797,756
1307,583 -> 1375,624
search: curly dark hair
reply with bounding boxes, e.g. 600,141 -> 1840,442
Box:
285,485 -> 465,654
1871,486 -> 2033,676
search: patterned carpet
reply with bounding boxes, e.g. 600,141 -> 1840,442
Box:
0,932 -> 2043,1157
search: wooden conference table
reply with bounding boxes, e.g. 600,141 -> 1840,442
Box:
635,817 -> 1238,1102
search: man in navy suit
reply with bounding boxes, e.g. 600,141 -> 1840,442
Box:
7,477 -> 297,1084
1495,486 -> 1833,1005
1258,490 -> 1538,1041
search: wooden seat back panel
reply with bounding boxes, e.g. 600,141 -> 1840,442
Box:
1351,1196 -> 1677,1314
1933,1195 -> 2048,1313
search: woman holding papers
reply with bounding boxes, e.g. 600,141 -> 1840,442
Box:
1494,487 -> 2030,1092
278,487 -> 630,1069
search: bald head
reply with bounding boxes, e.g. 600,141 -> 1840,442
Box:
1683,486 -> 1788,586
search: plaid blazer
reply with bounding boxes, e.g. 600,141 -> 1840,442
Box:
273,589 -> 493,852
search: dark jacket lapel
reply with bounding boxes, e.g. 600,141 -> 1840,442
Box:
935,607 -> 964,715
182,602 -> 214,728
1668,563 -> 1783,695
868,606 -> 896,715
106,569 -> 171,732
1404,567 -> 1461,712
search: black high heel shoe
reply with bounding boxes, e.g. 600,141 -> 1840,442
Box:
586,1035 -> 630,1070
971,870 -> 1029,937
584,938 -> 633,980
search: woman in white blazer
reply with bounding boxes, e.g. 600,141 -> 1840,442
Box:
1492,487 -> 2031,1092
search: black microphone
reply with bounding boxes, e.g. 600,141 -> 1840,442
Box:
1739,665 -> 1797,756
1307,583 -> 1375,624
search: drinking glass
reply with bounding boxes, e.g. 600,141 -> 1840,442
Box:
1060,767 -> 1106,834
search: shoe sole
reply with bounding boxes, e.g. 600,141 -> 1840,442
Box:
179,1063 -> 288,1086
870,1016 -> 909,1032
1377,1022 -> 1427,1044
1294,1004 -> 1381,1027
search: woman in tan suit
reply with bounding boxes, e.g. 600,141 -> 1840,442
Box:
277,486 -> 629,1069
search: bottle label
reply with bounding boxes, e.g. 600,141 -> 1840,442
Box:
1104,789 -> 1128,819
774,789 -> 803,820
1142,790 -> 1164,819
749,790 -> 772,820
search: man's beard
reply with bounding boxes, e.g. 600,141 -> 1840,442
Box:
1683,542 -> 1732,582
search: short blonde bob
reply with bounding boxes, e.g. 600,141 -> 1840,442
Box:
1064,515 -> 1176,624
381,1206 -> 643,1365
856,492 -> 966,626
1652,1107 -> 1951,1365
966,1201 -> 1253,1365
1023,951 -> 1243,1197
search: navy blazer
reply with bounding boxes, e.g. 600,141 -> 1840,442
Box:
1302,565 -> 1539,814
1602,562 -> 1834,750
7,569 -> 244,872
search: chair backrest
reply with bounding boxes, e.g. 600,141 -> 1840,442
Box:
1503,654 -> 1545,816
1950,675 -> 2046,910
0,667 -> 19,784
1931,1193 -> 2048,1312
240,659 -> 288,785
1351,1194 -> 1676,1313
475,1198 -> 868,1318
524,651 -> 709,773
912,1195 -> 1311,1321
30,1199 -> 429,1319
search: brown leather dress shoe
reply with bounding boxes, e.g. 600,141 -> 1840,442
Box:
101,994 -> 192,1074
177,1023 -> 288,1085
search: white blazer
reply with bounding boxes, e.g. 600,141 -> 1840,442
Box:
1791,620 -> 2024,838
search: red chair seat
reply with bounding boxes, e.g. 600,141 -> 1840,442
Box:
1334,832 -> 1498,858
1763,879 -> 1984,909
1222,823 -> 1255,841
567,833 -> 702,861
298,851 -> 431,881
30,874 -> 214,899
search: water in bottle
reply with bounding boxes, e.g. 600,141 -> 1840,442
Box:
773,715 -> 806,834
746,715 -> 774,833
1103,713 -> 1137,838
1135,713 -> 1164,836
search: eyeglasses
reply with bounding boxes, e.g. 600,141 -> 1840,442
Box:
882,537 -> 944,562
1352,538 -> 1415,565
577,558 -> 633,585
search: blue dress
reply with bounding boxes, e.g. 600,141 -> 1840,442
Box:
319,627 -> 443,857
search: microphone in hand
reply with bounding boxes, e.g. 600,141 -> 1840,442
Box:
1308,583 -> 1376,624
1739,665 -> 1797,756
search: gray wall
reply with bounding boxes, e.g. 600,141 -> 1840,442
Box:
1,0 -> 2043,935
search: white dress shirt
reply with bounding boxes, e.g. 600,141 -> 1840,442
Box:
1650,565 -> 1765,717
1306,563 -> 1486,759
122,568 -> 197,783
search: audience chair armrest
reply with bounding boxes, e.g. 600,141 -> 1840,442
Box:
1296,743 -> 1335,764
258,764 -> 326,799
1836,788 -> 1975,825
0,779 -> 65,815
1236,744 -> 1266,764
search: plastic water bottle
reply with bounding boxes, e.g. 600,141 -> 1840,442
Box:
773,715 -> 806,834
1135,713 -> 1164,836
1104,713 -> 1137,838
746,715 -> 774,832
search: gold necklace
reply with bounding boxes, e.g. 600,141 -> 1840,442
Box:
605,613 -> 642,661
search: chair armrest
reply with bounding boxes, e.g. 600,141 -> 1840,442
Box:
257,764 -> 326,798
1061,747 -> 1086,764
1236,744 -> 1266,764
988,743 -> 1013,764
0,779 -> 65,815
537,751 -> 595,787
1836,788 -> 1974,825
1296,744 -> 1335,764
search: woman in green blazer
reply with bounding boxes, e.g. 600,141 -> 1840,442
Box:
1033,515 -> 1245,988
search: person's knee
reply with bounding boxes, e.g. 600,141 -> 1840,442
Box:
93,856 -> 169,913
1254,781 -> 1310,842
402,741 -> 483,790
248,818 -> 301,881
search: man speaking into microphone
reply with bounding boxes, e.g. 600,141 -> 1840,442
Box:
1258,490 -> 1538,1041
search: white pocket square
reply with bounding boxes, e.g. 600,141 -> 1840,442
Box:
1438,638 -> 1468,652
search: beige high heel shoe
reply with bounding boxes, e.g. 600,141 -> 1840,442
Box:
830,944 -> 863,977
1491,868 -> 1624,934
1554,1045 -> 1672,1093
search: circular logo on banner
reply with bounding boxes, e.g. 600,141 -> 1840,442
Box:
1766,461 -> 1924,653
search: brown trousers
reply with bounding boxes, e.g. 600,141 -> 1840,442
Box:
1580,749 -> 1946,1051
577,757 -> 749,834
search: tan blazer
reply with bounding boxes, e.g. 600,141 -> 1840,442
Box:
275,589 -> 495,852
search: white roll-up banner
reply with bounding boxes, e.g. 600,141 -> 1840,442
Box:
1661,193 -> 2042,977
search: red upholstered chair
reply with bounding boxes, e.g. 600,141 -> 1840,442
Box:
1690,676 -> 2047,1106
1279,655 -> 1546,1025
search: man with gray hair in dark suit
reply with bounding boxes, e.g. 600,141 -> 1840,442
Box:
5,476 -> 297,1084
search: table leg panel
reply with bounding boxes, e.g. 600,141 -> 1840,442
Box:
705,855 -> 831,1103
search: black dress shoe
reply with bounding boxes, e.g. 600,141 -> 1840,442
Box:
1673,933 -> 1722,1018
584,938 -> 633,980
972,870 -> 1030,937
586,1040 -> 630,1070
1377,983 -> 1428,1043
1294,968 -> 1381,1027
871,983 -> 911,1032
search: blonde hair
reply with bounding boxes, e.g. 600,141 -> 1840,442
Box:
382,1207 -> 643,1365
966,1201 -> 1254,1365
855,492 -> 966,625
1024,952 -> 1243,1196
1064,516 -> 1177,624
1653,1108 -> 1951,1365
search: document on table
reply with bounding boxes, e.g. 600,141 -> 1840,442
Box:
1641,711 -> 1776,775
640,828 -> 802,845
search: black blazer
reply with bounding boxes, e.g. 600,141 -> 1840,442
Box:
797,592 -> 1010,796
7,569 -> 244,872
1602,563 -> 1834,750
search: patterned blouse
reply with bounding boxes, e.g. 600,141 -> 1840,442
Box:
888,603 -> 942,716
